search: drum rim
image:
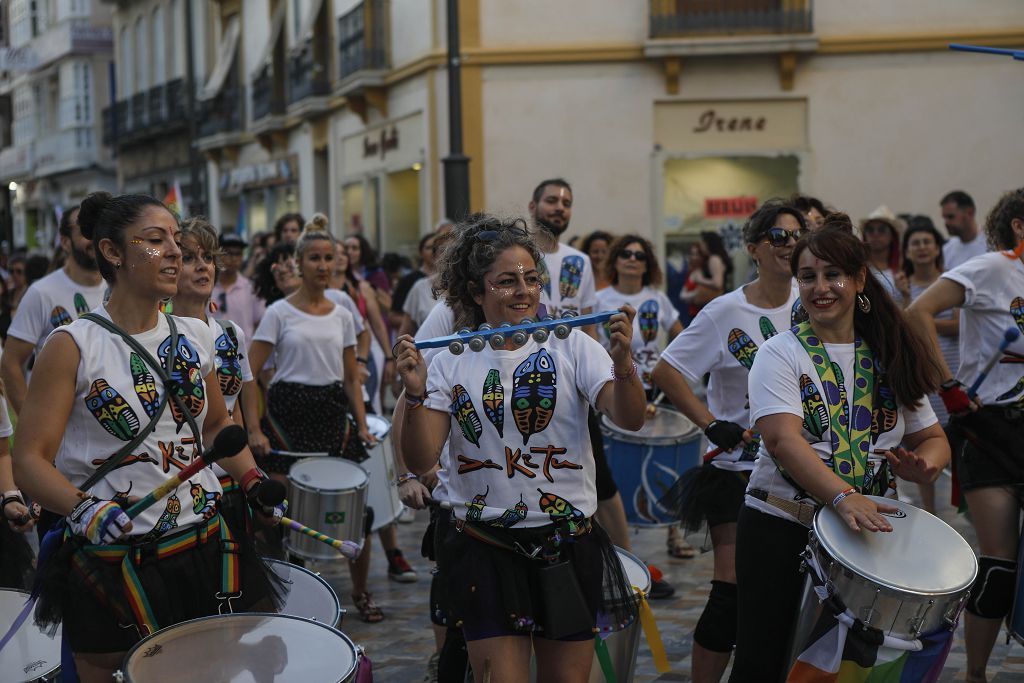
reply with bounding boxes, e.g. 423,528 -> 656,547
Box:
812,496 -> 979,596
600,407 -> 701,445
120,612 -> 359,682
289,457 -> 369,493
264,558 -> 343,628
365,414 -> 393,441
0,588 -> 62,680
613,546 -> 652,597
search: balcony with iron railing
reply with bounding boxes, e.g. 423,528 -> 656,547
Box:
649,0 -> 813,38
251,64 -> 286,122
338,0 -> 388,81
199,86 -> 244,139
101,79 -> 188,147
287,41 -> 331,106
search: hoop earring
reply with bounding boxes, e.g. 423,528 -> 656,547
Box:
857,292 -> 871,313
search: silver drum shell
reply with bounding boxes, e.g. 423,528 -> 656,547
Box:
285,458 -> 368,562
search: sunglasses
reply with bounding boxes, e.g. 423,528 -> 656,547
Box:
762,227 -> 803,248
863,222 -> 892,235
618,248 -> 648,262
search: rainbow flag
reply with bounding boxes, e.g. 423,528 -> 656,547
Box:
164,180 -> 186,219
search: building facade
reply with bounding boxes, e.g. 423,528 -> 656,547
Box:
0,0 -> 117,250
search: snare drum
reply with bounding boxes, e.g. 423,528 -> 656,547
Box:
286,458 -> 368,562
589,548 -> 651,683
117,613 -> 359,682
790,496 -> 977,668
267,558 -> 344,627
0,589 -> 60,683
363,414 -> 404,531
601,408 -> 703,526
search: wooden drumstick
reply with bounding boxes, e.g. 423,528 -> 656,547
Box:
281,516 -> 362,560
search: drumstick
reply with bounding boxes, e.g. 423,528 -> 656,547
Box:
966,327 -> 1021,398
280,516 -> 362,560
425,498 -> 453,510
124,426 -> 247,519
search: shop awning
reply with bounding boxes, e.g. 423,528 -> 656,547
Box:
296,0 -> 326,43
251,0 -> 287,78
199,14 -> 241,101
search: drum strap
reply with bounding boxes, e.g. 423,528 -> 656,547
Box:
792,322 -> 874,490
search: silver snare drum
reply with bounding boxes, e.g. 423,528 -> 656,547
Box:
791,496 -> 977,663
0,589 -> 60,682
364,414 -> 404,531
588,548 -> 651,683
286,458 -> 368,562
266,558 -> 344,627
117,613 -> 359,682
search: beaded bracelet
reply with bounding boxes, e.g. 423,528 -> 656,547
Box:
611,362 -> 637,381
405,391 -> 431,409
830,487 -> 857,507
396,472 -> 418,486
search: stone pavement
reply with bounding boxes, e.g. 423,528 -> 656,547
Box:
303,476 -> 1024,682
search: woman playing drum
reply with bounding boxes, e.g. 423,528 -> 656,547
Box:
729,220 -> 949,682
13,192 -> 281,683
907,187 -> 1024,683
247,215 -> 381,622
395,215 -> 645,682
652,199 -> 803,683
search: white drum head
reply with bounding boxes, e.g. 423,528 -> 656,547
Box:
614,548 -> 652,596
122,613 -> 357,683
602,408 -> 699,445
289,458 -> 367,492
814,496 -> 977,595
0,589 -> 60,683
366,415 -> 391,441
267,559 -> 342,627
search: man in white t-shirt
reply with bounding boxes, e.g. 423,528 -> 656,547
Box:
1,206 -> 108,414
940,190 -> 988,269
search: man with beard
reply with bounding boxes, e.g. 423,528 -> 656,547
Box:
528,178 -> 677,599
1,206 -> 107,414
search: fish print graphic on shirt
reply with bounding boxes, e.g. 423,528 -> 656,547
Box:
85,378 -> 141,441
50,306 -> 73,329
158,335 -> 206,432
214,326 -> 243,398
727,328 -> 758,370
130,352 -> 160,418
512,348 -> 557,445
537,488 -> 584,524
73,293 -> 90,317
871,378 -> 898,444
153,494 -> 181,536
759,316 -> 778,340
799,374 -> 828,439
491,494 -> 529,528
558,256 -> 584,301
481,370 -> 505,438
465,486 -> 489,522
451,384 -> 484,448
638,299 -> 660,343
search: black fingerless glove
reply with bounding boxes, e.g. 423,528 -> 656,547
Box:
704,419 -> 746,451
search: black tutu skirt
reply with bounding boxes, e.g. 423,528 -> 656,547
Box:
0,522 -> 34,590
659,465 -> 748,533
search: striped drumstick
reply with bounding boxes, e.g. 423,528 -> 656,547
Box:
281,516 -> 362,560
124,426 -> 247,519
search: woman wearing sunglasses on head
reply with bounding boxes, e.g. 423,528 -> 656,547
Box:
652,200 -> 803,683
728,218 -> 948,682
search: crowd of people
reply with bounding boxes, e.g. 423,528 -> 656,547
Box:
0,179 -> 1020,683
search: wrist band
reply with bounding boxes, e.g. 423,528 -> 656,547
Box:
2,490 -> 24,511
831,487 -> 857,507
406,391 -> 430,409
396,472 -> 418,486
356,356 -> 368,365
240,467 -> 265,493
704,419 -> 722,435
612,362 -> 637,381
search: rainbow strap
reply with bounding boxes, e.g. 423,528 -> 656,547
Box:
81,514 -> 238,635
793,322 -> 875,489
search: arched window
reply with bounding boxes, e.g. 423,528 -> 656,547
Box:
152,6 -> 166,85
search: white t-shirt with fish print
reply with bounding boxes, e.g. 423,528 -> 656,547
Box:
539,242 -> 596,319
8,268 -> 107,355
595,286 -> 678,390
745,331 -> 937,526
659,286 -> 801,471
51,308 -> 222,540
424,330 -> 611,528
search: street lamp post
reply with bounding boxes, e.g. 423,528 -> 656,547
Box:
441,0 -> 470,221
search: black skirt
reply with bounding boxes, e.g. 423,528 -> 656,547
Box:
260,380 -> 369,474
659,464 -> 748,533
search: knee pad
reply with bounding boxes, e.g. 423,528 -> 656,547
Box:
694,580 -> 738,652
965,556 -> 1016,619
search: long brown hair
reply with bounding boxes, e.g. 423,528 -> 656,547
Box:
605,234 -> 663,287
791,224 -> 942,407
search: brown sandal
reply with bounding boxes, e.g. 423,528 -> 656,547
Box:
352,591 -> 385,623
667,527 -> 697,559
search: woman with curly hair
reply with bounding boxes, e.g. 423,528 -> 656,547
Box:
395,214 -> 646,682
908,187 -> 1024,683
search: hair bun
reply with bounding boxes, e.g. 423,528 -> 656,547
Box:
305,213 -> 329,233
77,191 -> 114,240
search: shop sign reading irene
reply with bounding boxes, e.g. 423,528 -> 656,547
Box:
363,126 -> 399,160
693,109 -> 766,133
654,99 -> 807,152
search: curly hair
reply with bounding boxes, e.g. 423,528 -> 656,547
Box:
432,213 -> 544,330
180,217 -> 224,271
605,234 -> 663,287
984,187 -> 1024,251
253,241 -> 296,305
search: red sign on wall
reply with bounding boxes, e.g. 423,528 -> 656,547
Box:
704,196 -> 758,218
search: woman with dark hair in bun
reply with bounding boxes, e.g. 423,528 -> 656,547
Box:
729,222 -> 948,682
13,192 -> 282,682
395,214 -> 646,682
